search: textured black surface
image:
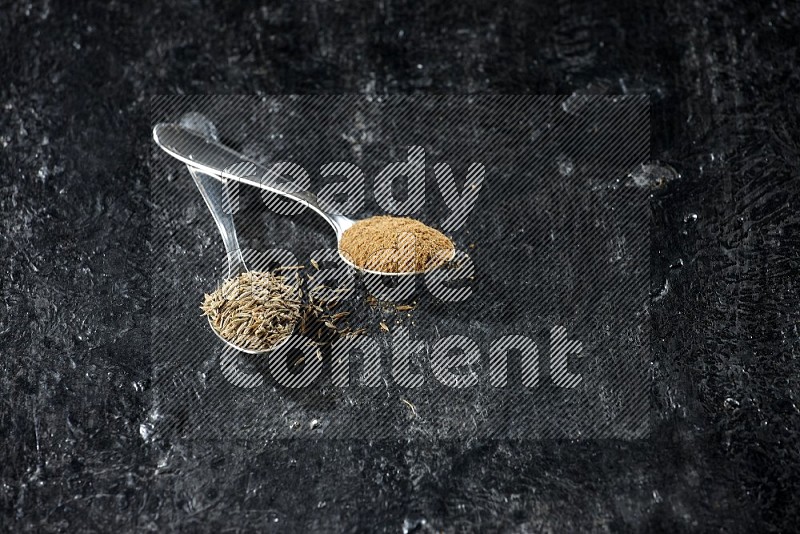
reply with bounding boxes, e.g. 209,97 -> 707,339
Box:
1,0 -> 799,532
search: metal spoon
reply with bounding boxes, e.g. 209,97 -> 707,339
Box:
184,164 -> 299,354
153,122 -> 454,277
153,120 -> 453,354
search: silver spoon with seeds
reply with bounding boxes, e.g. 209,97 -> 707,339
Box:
158,114 -> 298,354
186,163 -> 300,354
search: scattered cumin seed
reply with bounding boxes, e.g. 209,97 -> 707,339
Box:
330,311 -> 350,322
401,398 -> 417,416
346,328 -> 367,338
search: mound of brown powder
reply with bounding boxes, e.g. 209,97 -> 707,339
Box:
338,215 -> 454,273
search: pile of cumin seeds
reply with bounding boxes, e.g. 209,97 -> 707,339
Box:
200,271 -> 301,352
201,267 -> 367,353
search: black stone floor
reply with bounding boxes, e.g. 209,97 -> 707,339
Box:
1,1 -> 799,531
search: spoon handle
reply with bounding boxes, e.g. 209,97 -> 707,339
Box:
153,123 -> 320,209
187,166 -> 247,280
154,123 -> 356,238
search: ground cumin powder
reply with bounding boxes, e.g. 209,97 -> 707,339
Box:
339,215 -> 454,273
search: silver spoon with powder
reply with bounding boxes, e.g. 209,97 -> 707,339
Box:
153,121 -> 454,278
